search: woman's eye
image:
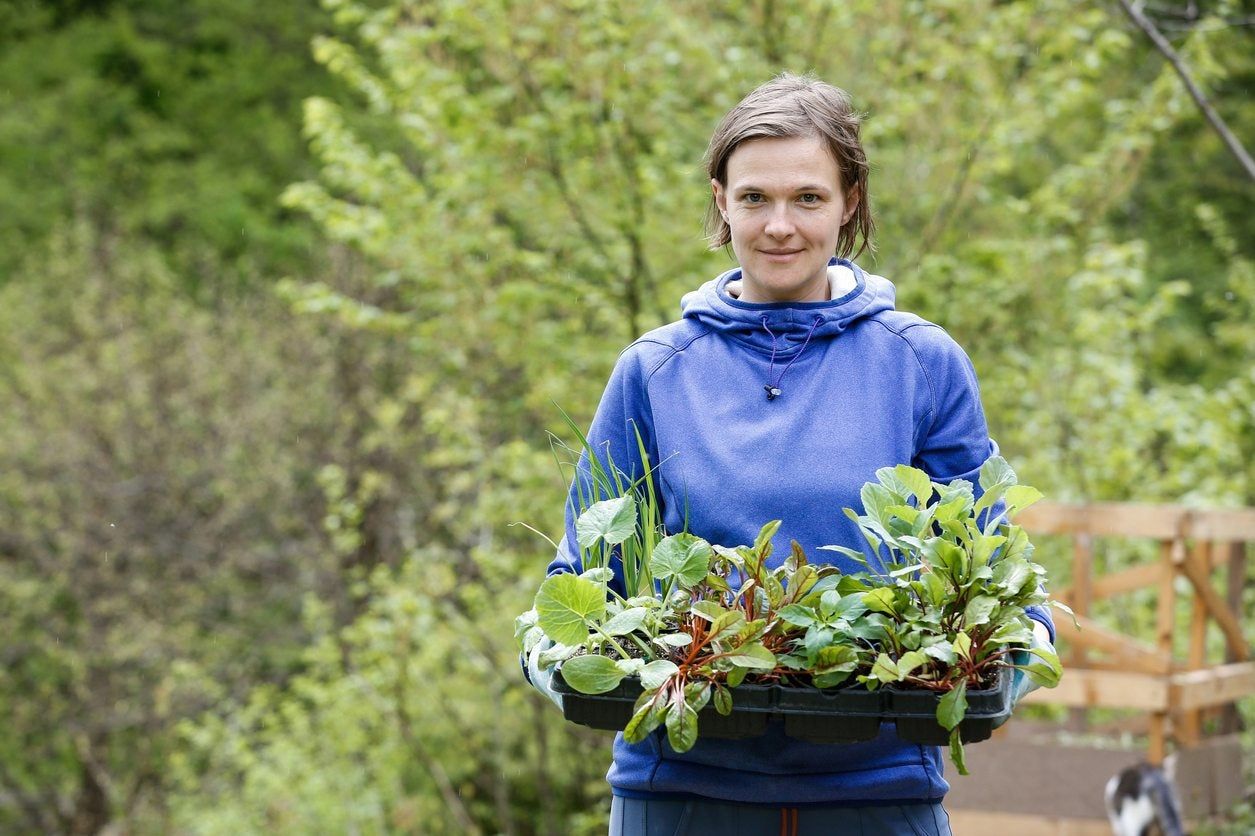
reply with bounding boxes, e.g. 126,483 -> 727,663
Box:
743,193 -> 764,204
799,193 -> 819,204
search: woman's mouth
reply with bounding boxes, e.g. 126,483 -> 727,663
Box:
761,249 -> 802,262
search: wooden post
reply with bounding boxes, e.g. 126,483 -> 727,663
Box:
1180,541 -> 1210,745
1149,537 -> 1181,765
1070,533 -> 1093,732
1221,542 -> 1247,734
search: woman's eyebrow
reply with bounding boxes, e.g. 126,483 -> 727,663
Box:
733,183 -> 832,195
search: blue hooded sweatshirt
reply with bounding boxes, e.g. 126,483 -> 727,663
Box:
546,259 -> 1055,806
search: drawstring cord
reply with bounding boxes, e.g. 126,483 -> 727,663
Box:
761,315 -> 822,401
778,806 -> 798,835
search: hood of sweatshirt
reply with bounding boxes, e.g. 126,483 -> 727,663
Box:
679,258 -> 897,357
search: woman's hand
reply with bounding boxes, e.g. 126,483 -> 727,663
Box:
526,638 -> 565,710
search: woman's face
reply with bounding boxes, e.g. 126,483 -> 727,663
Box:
712,135 -> 858,303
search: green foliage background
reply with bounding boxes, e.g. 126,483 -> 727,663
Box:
0,0 -> 1251,833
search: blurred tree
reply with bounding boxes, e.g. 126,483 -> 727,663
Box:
0,0 -> 333,297
0,222 -> 351,832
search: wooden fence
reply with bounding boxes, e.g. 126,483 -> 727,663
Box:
946,501 -> 1254,834
1016,502 -> 1254,764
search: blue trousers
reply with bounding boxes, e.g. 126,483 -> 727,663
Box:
609,796 -> 952,835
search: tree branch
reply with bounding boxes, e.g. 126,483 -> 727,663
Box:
1118,0 -> 1255,181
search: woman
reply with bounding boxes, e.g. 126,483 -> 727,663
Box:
528,73 -> 1055,836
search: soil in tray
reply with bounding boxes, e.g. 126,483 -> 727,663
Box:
883,668 -> 1012,745
553,673 -> 775,740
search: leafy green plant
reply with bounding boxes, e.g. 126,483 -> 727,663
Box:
517,456 -> 1068,773
819,459 -> 1071,772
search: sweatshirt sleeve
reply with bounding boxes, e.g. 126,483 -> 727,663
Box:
545,343 -> 662,597
907,324 -> 1056,642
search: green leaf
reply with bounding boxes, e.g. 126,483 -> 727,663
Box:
922,640 -> 957,665
860,483 -> 897,527
819,589 -> 840,619
777,604 -> 816,627
650,533 -> 711,588
862,587 -> 898,617
710,610 -> 746,642
933,496 -> 971,525
813,645 -> 858,673
896,650 -> 930,679
1021,646 -> 1063,688
988,620 -> 1033,646
963,596 -> 998,627
1051,599 -> 1080,629
924,539 -> 965,581
762,572 -> 785,608
624,693 -> 665,743
870,652 -> 902,683
953,632 -> 973,660
579,567 -> 615,584
538,642 -> 578,667
813,669 -> 855,688
753,519 -> 782,553
704,573 -> 731,594
893,464 -> 934,506
785,540 -> 808,572
616,658 -> 645,676
804,626 -> 835,655
713,686 -> 733,716
818,543 -> 872,565
665,701 -> 699,753
726,665 -> 748,688
603,607 -> 647,636
937,680 -> 968,730
972,534 -> 1006,569
684,681 -> 712,714
559,655 -> 625,694
1005,485 -> 1044,516
875,466 -> 913,500
993,557 -> 1032,596
724,642 -> 776,669
690,600 -> 725,623
974,457 -> 1016,518
638,659 -> 679,690
949,728 -> 969,776
575,495 -> 638,548
1000,525 -> 1032,564
920,571 -> 948,607
656,632 -> 693,648
978,456 -> 1017,493
845,619 -> 888,643
534,573 -> 605,646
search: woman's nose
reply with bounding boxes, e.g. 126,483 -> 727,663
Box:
764,206 -> 795,238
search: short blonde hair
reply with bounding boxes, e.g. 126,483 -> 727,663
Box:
704,73 -> 874,259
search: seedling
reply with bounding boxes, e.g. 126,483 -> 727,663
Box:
516,455 -> 1068,773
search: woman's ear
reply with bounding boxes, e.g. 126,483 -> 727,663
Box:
841,185 -> 861,226
711,179 -> 728,220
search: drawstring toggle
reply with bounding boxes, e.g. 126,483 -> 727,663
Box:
760,315 -> 822,402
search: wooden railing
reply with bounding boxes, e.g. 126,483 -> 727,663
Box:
1017,502 -> 1255,763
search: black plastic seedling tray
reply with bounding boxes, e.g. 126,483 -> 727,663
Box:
552,673 -> 775,739
553,667 -> 1012,746
883,667 -> 1012,745
776,685 -> 884,744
